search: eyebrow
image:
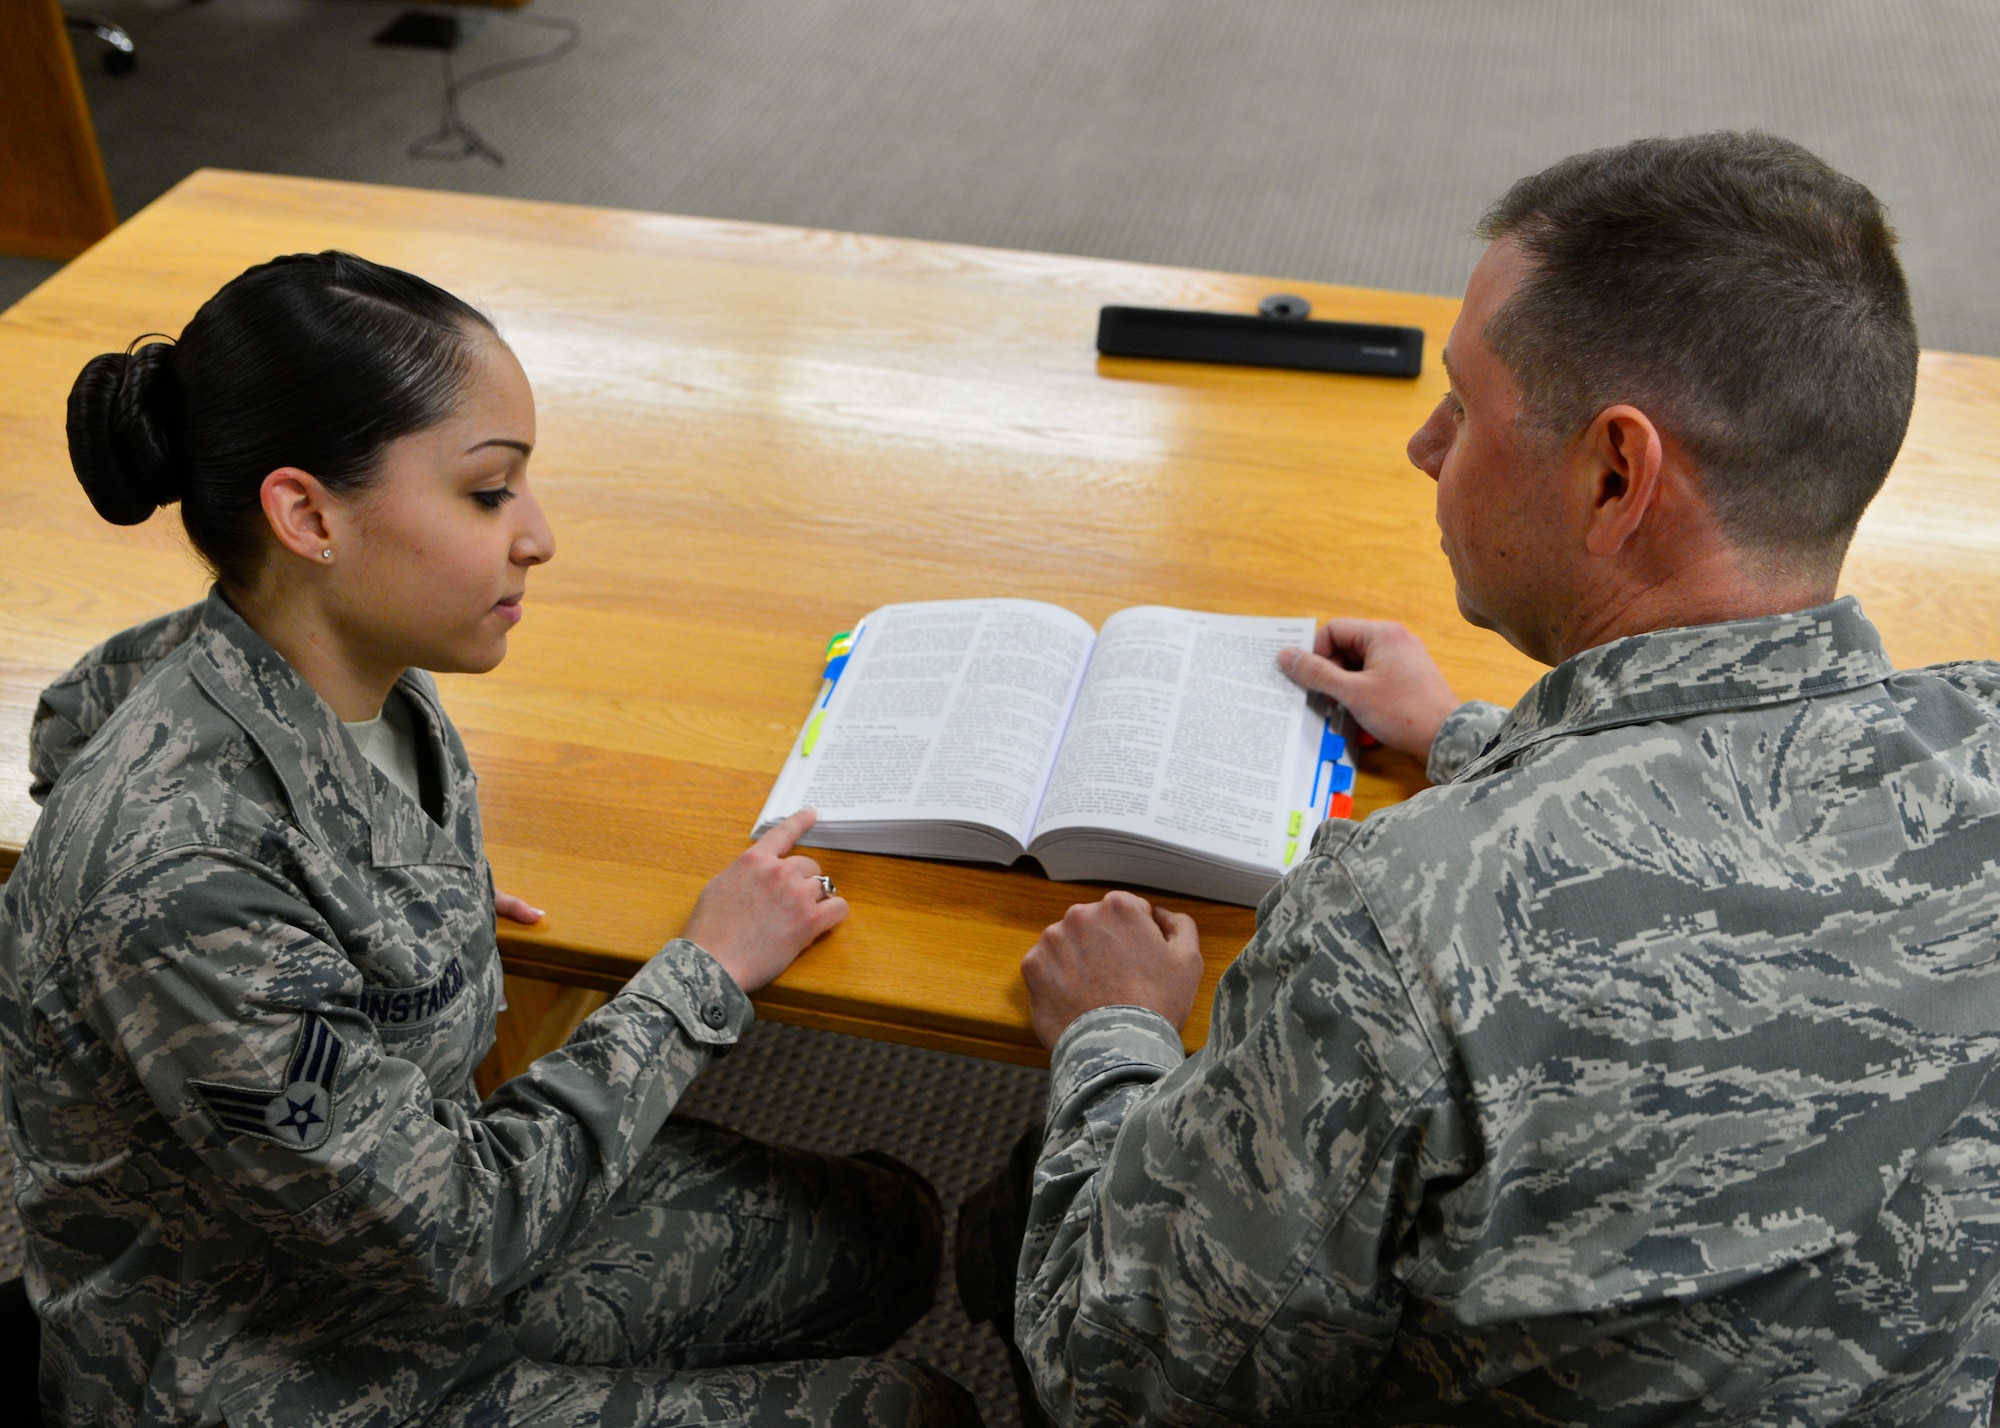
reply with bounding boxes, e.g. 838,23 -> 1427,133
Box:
468,438 -> 532,456
1440,348 -> 1455,381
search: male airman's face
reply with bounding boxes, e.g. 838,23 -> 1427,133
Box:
1406,239 -> 1580,663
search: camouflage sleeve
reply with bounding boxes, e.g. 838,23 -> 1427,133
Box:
1017,851 -> 1465,1425
1425,699 -> 1508,785
62,844 -> 748,1308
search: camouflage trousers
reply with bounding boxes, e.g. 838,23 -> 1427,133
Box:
418,1119 -> 981,1428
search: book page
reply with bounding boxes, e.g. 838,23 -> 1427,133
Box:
759,599 -> 1095,845
1032,606 -> 1319,867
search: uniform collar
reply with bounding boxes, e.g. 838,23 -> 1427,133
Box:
1456,597 -> 1895,784
186,588 -> 470,868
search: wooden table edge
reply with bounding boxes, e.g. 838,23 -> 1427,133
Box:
498,937 -> 1052,1067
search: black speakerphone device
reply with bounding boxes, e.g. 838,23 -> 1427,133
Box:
1096,305 -> 1424,378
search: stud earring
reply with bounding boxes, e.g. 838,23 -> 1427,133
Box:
320,549 -> 333,561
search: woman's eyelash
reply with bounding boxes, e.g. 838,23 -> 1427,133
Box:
472,487 -> 516,510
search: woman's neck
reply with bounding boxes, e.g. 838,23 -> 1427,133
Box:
223,583 -> 404,722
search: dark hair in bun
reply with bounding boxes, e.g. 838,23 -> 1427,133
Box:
65,251 -> 495,588
67,340 -> 182,524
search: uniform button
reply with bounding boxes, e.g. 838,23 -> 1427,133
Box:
700,1000 -> 727,1029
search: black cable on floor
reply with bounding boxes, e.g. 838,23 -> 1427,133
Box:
409,13 -> 581,167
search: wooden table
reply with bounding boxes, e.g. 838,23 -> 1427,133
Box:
4,170 -> 1999,1065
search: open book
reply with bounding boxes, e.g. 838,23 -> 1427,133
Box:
753,599 -> 1358,906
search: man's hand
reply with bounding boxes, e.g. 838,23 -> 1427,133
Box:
684,809 -> 848,993
1279,618 -> 1462,760
1022,891 -> 1202,1050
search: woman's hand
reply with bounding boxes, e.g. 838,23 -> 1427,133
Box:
495,891 -> 544,925
1278,617 -> 1462,760
683,808 -> 848,993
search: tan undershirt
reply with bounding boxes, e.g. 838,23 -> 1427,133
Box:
342,689 -> 423,809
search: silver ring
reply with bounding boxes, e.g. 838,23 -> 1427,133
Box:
813,874 -> 837,900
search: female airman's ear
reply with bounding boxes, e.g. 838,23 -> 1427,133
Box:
259,467 -> 339,565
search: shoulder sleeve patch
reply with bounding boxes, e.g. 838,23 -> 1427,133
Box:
189,1013 -> 345,1151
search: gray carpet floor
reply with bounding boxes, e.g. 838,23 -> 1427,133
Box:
6,0 -> 2000,353
6,2 -> 2000,1422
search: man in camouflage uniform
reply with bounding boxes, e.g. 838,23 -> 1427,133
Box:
1,590 -> 977,1426
1007,135 -> 2000,1424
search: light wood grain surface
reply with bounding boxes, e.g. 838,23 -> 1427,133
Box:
4,170 -> 1998,1064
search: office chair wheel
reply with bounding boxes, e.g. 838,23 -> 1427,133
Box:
64,14 -> 138,76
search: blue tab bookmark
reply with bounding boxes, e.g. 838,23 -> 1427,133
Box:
1309,713 -> 1358,821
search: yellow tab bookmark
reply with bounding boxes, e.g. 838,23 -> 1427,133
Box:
801,711 -> 827,756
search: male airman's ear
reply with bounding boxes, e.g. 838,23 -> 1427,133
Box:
1581,405 -> 1666,558
259,468 -> 338,565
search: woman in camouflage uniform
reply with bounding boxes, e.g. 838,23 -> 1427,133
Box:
0,253 -> 979,1428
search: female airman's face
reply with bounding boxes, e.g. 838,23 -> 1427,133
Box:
326,334 -> 556,679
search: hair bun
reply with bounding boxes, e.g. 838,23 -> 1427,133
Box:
66,342 -> 183,525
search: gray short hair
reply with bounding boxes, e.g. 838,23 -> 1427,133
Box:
1478,132 -> 1918,572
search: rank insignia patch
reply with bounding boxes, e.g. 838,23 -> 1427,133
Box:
191,1013 -> 344,1150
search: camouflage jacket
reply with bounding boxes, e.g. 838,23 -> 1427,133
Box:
1020,597 -> 2000,1426
0,592 -> 750,1428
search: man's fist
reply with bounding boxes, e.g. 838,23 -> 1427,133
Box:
1021,890 -> 1203,1050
